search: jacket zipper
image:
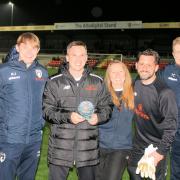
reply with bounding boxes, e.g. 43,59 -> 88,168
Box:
73,81 -> 80,166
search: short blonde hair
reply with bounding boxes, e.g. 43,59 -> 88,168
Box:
172,37 -> 180,51
17,32 -> 40,49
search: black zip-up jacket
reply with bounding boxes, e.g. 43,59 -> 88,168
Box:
133,78 -> 178,155
43,64 -> 112,167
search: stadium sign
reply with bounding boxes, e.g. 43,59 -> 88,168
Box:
0,25 -> 54,31
54,21 -> 142,30
143,22 -> 180,29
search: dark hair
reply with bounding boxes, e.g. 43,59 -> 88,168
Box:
136,49 -> 160,64
66,41 -> 87,54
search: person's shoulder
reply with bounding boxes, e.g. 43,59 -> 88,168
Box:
154,77 -> 167,86
133,77 -> 141,86
163,62 -> 176,71
154,78 -> 173,95
50,73 -> 63,81
0,62 -> 11,71
45,73 -> 63,89
89,73 -> 103,81
36,61 -> 48,71
157,62 -> 175,79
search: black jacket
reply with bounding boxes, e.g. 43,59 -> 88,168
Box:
133,78 -> 178,155
43,64 -> 112,167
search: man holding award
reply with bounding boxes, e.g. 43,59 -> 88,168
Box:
128,49 -> 178,180
43,41 -> 112,180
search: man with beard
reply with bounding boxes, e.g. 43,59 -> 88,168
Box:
128,49 -> 178,180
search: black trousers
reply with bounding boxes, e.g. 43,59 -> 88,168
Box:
95,148 -> 131,180
49,163 -> 96,180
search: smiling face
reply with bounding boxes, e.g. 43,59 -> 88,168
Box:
16,32 -> 40,66
136,55 -> 159,84
172,43 -> 180,66
108,63 -> 125,89
66,45 -> 88,76
16,40 -> 39,65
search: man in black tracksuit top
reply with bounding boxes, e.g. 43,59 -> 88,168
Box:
43,41 -> 112,180
128,49 -> 178,180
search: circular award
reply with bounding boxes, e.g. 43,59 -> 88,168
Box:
78,101 -> 94,121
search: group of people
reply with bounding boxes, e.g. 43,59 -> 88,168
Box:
0,32 -> 180,180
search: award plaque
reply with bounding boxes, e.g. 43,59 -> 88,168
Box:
78,101 -> 94,121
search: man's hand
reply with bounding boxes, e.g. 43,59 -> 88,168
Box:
136,144 -> 160,180
88,114 -> 98,125
149,151 -> 164,167
136,155 -> 156,180
70,112 -> 85,124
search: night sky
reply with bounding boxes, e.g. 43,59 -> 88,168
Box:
0,0 -> 179,26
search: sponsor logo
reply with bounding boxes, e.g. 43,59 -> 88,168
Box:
35,69 -> 42,78
168,73 -> 178,81
126,155 -> 129,160
37,150 -> 40,157
9,76 -> 20,80
35,69 -> 45,80
168,77 -> 178,81
9,71 -> 20,80
134,104 -> 150,120
0,152 -> 6,163
84,85 -> 97,91
11,72 -> 16,76
63,85 -> 70,90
